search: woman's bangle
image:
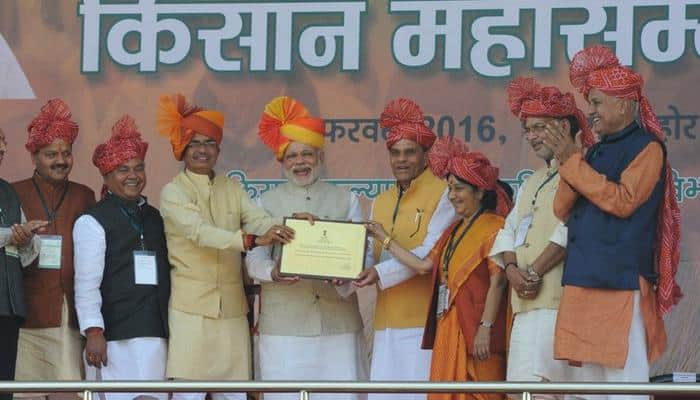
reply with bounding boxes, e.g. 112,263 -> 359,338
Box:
382,236 -> 392,250
504,262 -> 518,271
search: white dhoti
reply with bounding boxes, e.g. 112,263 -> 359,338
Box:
368,328 -> 431,400
167,309 -> 249,400
507,309 -> 576,400
258,333 -> 366,400
564,292 -> 650,400
84,337 -> 167,400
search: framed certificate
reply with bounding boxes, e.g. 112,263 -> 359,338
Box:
279,217 -> 367,280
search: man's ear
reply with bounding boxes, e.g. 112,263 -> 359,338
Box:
559,118 -> 571,136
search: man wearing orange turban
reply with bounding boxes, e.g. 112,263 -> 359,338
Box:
487,77 -> 596,398
73,115 -> 170,400
543,46 -> 676,399
354,98 -> 456,400
246,96 -> 365,400
157,94 -> 293,400
12,98 -> 96,393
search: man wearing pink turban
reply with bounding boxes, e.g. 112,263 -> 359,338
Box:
543,46 -> 678,399
73,115 -> 170,400
12,98 -> 95,392
354,98 -> 456,400
488,77 -> 594,398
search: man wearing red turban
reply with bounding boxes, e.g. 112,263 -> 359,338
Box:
245,96 -> 366,400
157,94 -> 292,400
12,98 -> 95,391
354,98 -> 456,400
487,77 -> 595,397
366,138 -> 512,400
543,46 -> 677,398
73,115 -> 170,400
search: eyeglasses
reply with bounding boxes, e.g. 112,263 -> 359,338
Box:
522,124 -> 548,136
186,139 -> 218,149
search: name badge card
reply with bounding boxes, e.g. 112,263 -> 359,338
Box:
514,213 -> 533,248
133,250 -> 157,286
437,283 -> 450,317
39,235 -> 62,269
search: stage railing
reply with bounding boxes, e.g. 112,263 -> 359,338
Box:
1,381 -> 700,400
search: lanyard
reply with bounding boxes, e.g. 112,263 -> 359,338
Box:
31,178 -> 69,223
388,187 -> 404,236
119,205 -> 146,250
531,170 -> 558,207
441,208 -> 482,282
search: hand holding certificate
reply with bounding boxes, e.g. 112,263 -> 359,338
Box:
279,217 -> 367,280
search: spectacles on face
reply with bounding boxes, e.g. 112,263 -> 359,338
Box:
186,139 -> 218,149
522,123 -> 548,137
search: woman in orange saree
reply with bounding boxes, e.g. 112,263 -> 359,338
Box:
366,139 -> 512,400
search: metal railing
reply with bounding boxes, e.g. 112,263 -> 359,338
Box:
1,381 -> 700,400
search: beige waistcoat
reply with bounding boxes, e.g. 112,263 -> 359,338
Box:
512,166 -> 565,314
258,180 -> 362,336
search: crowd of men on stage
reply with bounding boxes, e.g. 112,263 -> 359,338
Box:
0,45 -> 682,400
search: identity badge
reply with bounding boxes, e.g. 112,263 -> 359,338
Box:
38,235 -> 62,269
133,250 -> 157,286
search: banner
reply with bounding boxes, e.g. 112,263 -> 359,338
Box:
0,0 -> 698,375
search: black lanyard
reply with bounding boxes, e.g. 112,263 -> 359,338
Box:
441,208 -> 482,282
531,170 -> 558,207
31,178 -> 69,223
119,205 -> 146,251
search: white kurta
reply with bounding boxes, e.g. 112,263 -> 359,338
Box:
73,212 -> 167,400
247,193 -> 366,400
366,189 -> 456,400
487,184 -> 571,384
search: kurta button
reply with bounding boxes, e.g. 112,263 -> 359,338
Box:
315,295 -> 320,300
306,197 -> 311,200
524,243 -> 530,248
533,206 -> 539,212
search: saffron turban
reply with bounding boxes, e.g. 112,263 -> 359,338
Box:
380,98 -> 436,150
569,45 -> 681,315
156,93 -> 224,161
258,96 -> 325,161
428,137 -> 512,217
506,77 -> 596,147
93,115 -> 148,176
26,98 -> 79,153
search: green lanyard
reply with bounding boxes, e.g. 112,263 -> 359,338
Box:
119,206 -> 146,251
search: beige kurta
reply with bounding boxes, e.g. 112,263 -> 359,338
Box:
160,170 -> 275,380
14,296 -> 82,385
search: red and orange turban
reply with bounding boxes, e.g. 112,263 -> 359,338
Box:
380,98 -> 436,150
26,98 -> 79,153
507,77 -> 596,147
156,93 -> 224,161
428,137 -> 512,217
93,115 -> 148,176
569,45 -> 681,315
258,96 -> 325,161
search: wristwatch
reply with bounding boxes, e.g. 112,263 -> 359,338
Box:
479,320 -> 494,328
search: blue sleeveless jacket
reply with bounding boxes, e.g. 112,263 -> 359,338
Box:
562,122 -> 664,289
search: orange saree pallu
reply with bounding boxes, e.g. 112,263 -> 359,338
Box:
421,213 -> 507,400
